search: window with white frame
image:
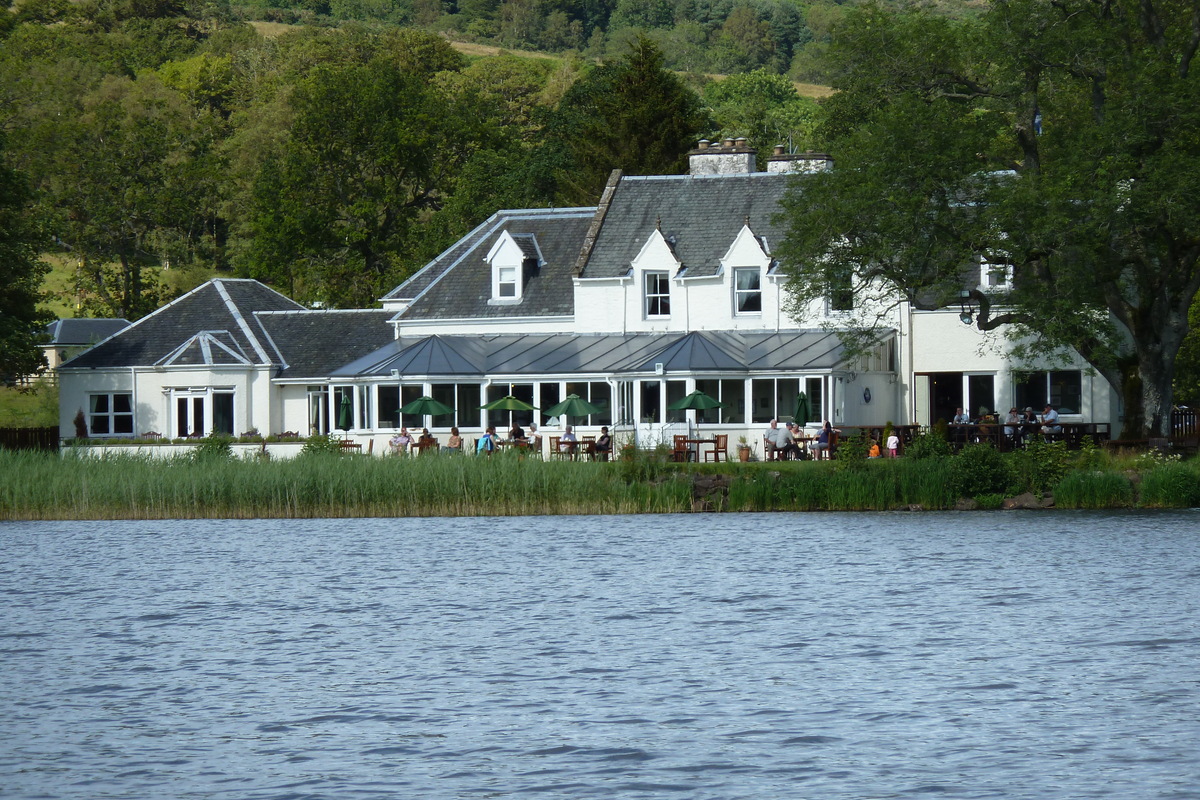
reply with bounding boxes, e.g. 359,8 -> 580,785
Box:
171,388 -> 234,437
827,264 -> 853,311
88,392 -> 133,436
1014,371 -> 1082,414
980,256 -> 1013,290
497,265 -> 518,298
733,267 -> 762,314
644,271 -> 670,317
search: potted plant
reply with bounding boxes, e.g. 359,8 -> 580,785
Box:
737,435 -> 753,462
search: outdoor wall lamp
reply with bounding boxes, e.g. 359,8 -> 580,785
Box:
863,387 -> 872,404
959,290 -> 975,325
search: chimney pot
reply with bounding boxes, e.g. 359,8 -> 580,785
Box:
723,137 -> 735,148
697,139 -> 710,149
773,144 -> 785,156
734,137 -> 748,149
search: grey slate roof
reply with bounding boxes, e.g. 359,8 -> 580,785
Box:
43,318 -> 130,346
61,280 -> 303,369
254,310 -> 395,379
331,329 -> 867,379
383,208 -> 596,320
578,172 -> 797,280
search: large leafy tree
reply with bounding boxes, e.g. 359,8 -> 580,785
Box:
0,134 -> 50,383
537,37 -> 709,205
237,56 -> 508,307
778,0 -> 1200,437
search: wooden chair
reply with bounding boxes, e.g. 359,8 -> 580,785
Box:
581,436 -> 596,461
415,438 -> 438,455
672,434 -> 690,462
548,435 -> 569,460
702,433 -> 728,462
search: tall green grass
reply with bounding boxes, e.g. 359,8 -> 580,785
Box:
2,447 -> 1195,519
0,449 -> 691,519
1052,471 -> 1135,509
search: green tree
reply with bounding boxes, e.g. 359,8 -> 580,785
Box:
0,134 -> 50,382
703,68 -> 820,161
29,73 -> 223,318
778,0 -> 1200,438
237,57 -> 505,306
536,36 -> 708,204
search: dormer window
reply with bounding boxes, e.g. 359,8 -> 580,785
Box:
487,231 -> 541,305
645,271 -> 671,317
733,267 -> 762,314
980,257 -> 1013,290
498,265 -> 518,298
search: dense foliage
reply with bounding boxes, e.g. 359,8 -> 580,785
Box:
777,0 -> 1200,437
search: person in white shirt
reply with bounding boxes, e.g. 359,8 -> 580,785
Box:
1040,404 -> 1061,439
763,419 -> 785,460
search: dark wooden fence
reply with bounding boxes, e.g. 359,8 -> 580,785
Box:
0,427 -> 60,451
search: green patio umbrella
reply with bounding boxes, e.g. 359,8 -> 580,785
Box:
667,390 -> 725,411
337,392 -> 352,430
400,396 -> 456,417
543,393 -> 604,420
480,395 -> 538,412
794,392 -> 811,426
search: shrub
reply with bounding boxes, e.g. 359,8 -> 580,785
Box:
300,433 -> 344,457
834,429 -> 870,470
951,444 -> 1013,498
1008,439 -> 1069,495
191,435 -> 233,462
905,429 -> 952,460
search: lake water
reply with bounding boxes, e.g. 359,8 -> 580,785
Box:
3,511 -> 1200,799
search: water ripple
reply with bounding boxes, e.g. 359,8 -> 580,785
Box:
3,511 -> 1200,799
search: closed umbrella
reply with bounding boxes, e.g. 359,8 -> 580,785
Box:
400,396 -> 456,417
794,392 -> 811,426
337,392 -> 352,430
543,394 -> 604,420
667,390 -> 725,411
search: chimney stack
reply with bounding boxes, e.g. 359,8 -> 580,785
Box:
688,138 -> 755,176
766,147 -> 834,174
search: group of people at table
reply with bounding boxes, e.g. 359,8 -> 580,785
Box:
762,419 -> 901,461
951,404 -> 1062,446
387,423 -> 613,458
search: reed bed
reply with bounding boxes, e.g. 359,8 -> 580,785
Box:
3,447 -> 1196,519
1052,470 -> 1136,509
0,450 -> 691,520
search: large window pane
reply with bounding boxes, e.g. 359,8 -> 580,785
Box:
666,380 -> 687,423
213,392 -> 234,435
399,385 -> 423,430
696,379 -> 722,425
720,379 -> 746,424
1049,371 -> 1082,414
428,384 -> 456,429
734,268 -> 762,313
378,386 -> 401,429
640,381 -> 661,424
751,379 -> 775,423
539,383 -> 562,427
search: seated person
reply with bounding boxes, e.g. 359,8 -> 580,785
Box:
528,422 -> 542,451
418,428 -> 436,450
1040,404 -> 1062,438
868,438 -> 882,458
777,422 -> 803,460
813,421 -> 838,458
559,425 -> 578,456
389,427 -> 413,455
763,419 -> 784,460
476,426 -> 496,456
594,426 -> 612,460
509,423 -> 526,443
444,426 -> 463,453
1003,408 -> 1023,445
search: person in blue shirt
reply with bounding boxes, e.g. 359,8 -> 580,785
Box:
477,426 -> 496,456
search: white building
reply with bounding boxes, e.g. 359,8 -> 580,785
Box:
57,140 -> 1118,452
